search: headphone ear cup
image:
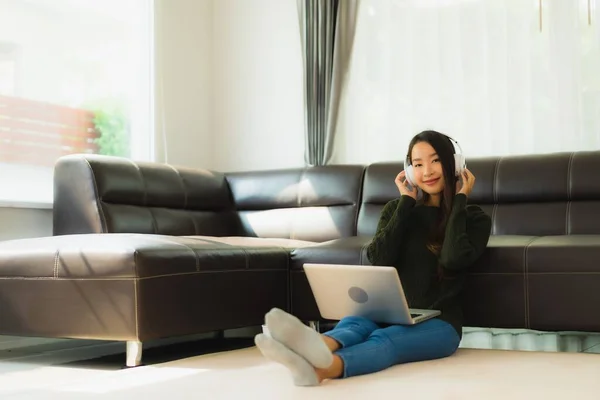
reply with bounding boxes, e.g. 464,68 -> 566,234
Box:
405,165 -> 416,186
454,154 -> 466,176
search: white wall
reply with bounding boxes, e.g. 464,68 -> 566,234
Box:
0,207 -> 51,241
156,0 -> 305,172
154,0 -> 214,170
211,0 -> 305,172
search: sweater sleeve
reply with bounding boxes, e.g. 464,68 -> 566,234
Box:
439,194 -> 492,271
366,195 -> 416,266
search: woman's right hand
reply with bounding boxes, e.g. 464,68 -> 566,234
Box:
395,171 -> 418,199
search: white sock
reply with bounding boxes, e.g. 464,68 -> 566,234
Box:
265,308 -> 333,369
254,334 -> 320,387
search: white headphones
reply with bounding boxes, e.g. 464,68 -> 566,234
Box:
404,135 -> 466,187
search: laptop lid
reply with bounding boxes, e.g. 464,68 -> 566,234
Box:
303,263 -> 420,325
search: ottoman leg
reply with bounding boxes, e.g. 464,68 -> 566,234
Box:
126,340 -> 143,367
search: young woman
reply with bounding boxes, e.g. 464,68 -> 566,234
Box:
254,130 -> 492,386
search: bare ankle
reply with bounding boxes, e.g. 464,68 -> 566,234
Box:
321,335 -> 341,352
314,355 -> 344,381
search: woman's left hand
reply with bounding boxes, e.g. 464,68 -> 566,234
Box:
457,168 -> 476,197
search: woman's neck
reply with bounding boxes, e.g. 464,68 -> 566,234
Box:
425,194 -> 441,207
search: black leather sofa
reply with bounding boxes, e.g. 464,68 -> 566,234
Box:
1,151 -> 599,366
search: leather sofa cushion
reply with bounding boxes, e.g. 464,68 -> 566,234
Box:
290,236 -> 373,271
462,235 -> 537,329
526,235 -> 600,332
53,154 -> 239,236
189,236 -> 316,249
0,234 -> 291,341
290,235 -> 539,329
226,166 -> 365,242
358,152 -> 600,237
0,234 -> 289,278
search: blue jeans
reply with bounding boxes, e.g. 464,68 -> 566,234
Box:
323,316 -> 460,378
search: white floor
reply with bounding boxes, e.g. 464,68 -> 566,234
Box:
0,328 -> 599,399
1,346 -> 599,399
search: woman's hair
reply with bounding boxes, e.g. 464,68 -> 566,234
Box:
407,130 -> 459,278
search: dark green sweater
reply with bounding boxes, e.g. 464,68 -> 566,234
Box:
366,194 -> 492,338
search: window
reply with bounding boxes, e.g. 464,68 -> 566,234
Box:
336,0 -> 600,164
0,0 -> 154,206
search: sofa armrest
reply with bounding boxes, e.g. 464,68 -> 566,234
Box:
53,154 -> 238,236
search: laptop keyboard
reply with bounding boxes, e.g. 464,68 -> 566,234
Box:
410,313 -> 422,318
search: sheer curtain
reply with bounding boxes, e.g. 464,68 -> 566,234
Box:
332,0 -> 600,350
333,0 -> 600,164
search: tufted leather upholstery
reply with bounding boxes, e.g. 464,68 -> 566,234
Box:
346,152 -> 600,332
53,154 -> 240,237
54,155 -> 365,243
226,165 -> 364,242
1,151 -> 600,349
0,234 -> 288,341
358,152 -> 600,237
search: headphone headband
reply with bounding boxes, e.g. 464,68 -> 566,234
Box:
405,133 -> 463,163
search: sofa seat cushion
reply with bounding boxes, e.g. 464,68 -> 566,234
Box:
464,234 -> 600,332
187,236 -> 317,249
525,235 -> 600,332
0,234 -> 290,278
290,236 -> 373,271
290,235 -> 543,324
462,235 -> 538,330
0,234 -> 289,341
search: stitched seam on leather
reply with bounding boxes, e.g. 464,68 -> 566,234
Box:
191,217 -> 199,236
491,204 -> 498,235
147,208 -> 159,234
134,251 -> 140,339
566,152 -> 575,235
493,157 -> 501,203
566,201 -> 572,235
129,160 -> 158,234
10,269 -> 600,280
567,152 -> 575,201
137,235 -> 202,272
167,164 -> 188,210
129,160 -> 148,207
523,237 -> 539,330
0,269 -> 288,280
293,170 -> 306,240
53,250 -> 59,279
83,159 -> 108,232
525,272 -> 600,275
468,272 -> 526,276
180,243 -> 200,272
492,158 -> 501,235
167,164 -> 195,233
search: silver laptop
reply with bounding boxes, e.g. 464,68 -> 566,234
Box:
303,263 -> 440,325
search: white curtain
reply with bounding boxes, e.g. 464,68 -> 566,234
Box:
333,0 -> 600,164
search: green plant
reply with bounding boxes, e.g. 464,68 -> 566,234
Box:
91,101 -> 130,157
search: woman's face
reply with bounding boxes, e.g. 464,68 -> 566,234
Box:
410,141 -> 446,195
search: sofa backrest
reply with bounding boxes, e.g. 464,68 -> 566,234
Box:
358,151 -> 600,236
225,165 -> 365,242
55,150 -> 600,239
53,154 -> 241,236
